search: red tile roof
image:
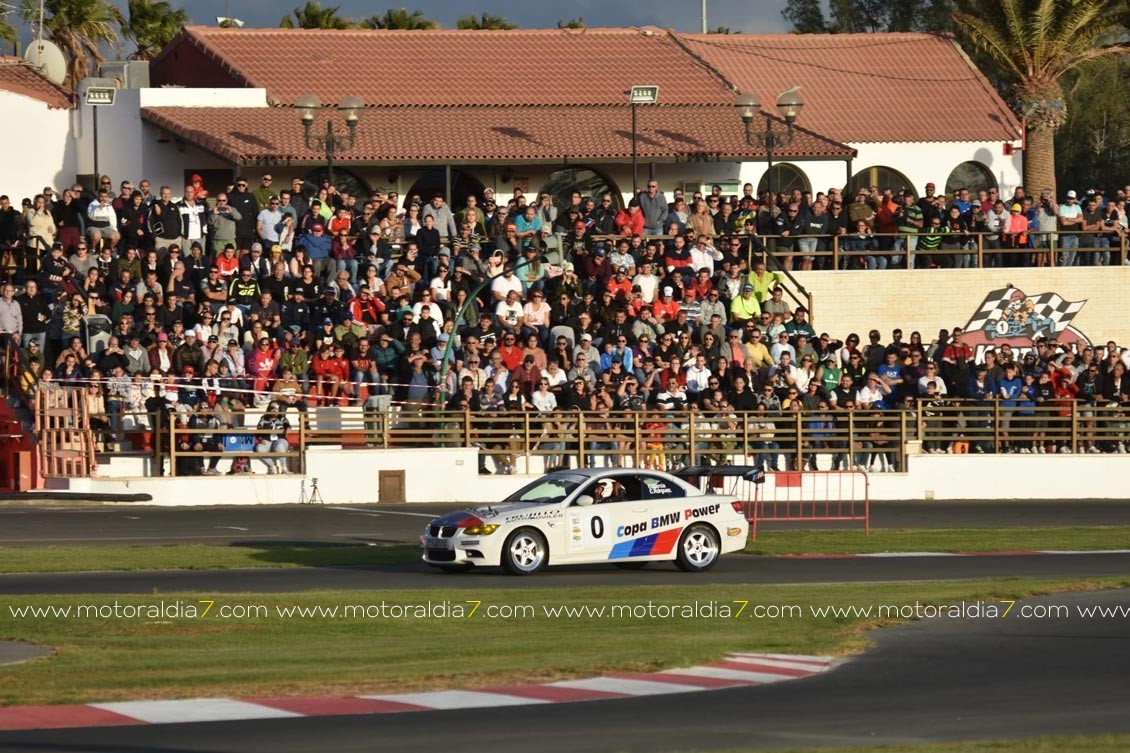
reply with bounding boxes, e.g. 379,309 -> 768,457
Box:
0,57 -> 73,109
141,105 -> 855,165
155,26 -> 738,107
678,33 -> 1019,143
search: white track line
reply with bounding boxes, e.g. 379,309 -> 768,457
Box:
723,656 -> 830,671
666,666 -> 800,684
361,690 -> 545,709
90,698 -> 300,724
549,677 -> 706,696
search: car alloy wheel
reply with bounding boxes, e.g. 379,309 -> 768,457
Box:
503,528 -> 547,575
676,524 -> 719,572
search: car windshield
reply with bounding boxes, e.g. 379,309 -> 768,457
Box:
500,474 -> 587,506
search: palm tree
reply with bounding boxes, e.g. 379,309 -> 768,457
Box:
557,17 -> 584,29
123,0 -> 188,60
279,1 -> 354,29
20,0 -> 122,90
455,12 -> 516,30
1,12 -> 19,55
360,8 -> 439,29
954,0 -> 1129,195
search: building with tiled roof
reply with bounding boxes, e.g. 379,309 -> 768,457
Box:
75,26 -> 1020,212
0,57 -> 75,201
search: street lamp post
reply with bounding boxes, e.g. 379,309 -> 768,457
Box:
629,86 -> 659,194
736,86 -> 804,200
294,93 -> 365,189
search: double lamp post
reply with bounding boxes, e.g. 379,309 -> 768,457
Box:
735,86 -> 804,199
293,94 -> 365,188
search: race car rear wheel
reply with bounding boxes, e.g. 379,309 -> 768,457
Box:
502,528 -> 548,575
675,524 -> 720,572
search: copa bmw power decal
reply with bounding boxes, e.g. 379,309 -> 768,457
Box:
608,528 -> 682,559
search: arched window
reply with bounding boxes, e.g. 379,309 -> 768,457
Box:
540,167 -> 622,212
403,169 -> 486,211
757,163 -> 811,196
848,166 -> 915,198
301,167 -> 370,201
945,161 -> 997,197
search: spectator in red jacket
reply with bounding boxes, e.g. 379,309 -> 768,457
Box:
614,200 -> 645,236
247,337 -> 279,396
346,286 -> 386,335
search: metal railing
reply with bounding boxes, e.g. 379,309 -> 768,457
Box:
166,421 -> 305,478
21,397 -> 1130,480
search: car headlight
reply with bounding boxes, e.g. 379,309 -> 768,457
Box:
461,524 -> 500,536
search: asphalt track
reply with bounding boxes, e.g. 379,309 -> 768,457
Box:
2,499 -> 1130,547
1,551 -> 1128,595
2,588 -> 1127,752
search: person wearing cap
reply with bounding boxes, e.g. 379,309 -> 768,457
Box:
651,285 -> 680,323
243,241 -> 273,280
730,282 -> 761,326
1004,200 -> 1031,255
1057,189 -> 1083,266
228,266 -> 261,316
298,219 -> 334,283
172,328 -> 204,375
614,198 -> 645,237
309,284 -> 344,332
148,331 -> 175,373
509,352 -> 542,399
605,264 -> 633,300
848,189 -> 876,231
253,400 -> 291,474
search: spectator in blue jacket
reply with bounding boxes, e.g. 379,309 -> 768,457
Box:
298,222 -> 333,283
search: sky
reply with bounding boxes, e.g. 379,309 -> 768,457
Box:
9,0 -> 794,52
199,0 -> 792,34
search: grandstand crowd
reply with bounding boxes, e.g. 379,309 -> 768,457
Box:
2,174 -> 1129,474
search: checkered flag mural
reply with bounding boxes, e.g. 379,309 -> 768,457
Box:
964,287 -> 1086,337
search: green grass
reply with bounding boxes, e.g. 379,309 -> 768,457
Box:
678,732 -> 1130,750
684,735 -> 1130,753
0,578 -> 1123,706
0,543 -> 419,574
2,525 -> 1128,574
747,526 -> 1130,556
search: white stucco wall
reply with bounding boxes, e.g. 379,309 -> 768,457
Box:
0,91 -> 75,201
50,447 -> 1130,503
75,88 -> 269,190
847,141 -> 1024,197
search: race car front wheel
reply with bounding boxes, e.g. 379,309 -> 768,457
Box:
502,528 -> 548,575
675,524 -> 720,572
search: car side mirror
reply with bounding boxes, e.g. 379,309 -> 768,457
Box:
575,494 -> 594,507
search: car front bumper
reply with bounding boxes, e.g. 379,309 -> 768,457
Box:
421,534 -> 496,567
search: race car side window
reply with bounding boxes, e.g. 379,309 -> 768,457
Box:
639,474 -> 686,500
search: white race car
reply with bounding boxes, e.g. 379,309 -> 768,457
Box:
421,468 -> 751,575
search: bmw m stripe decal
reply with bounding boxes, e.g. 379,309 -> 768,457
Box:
608,529 -> 681,559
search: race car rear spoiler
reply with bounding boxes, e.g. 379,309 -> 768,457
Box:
675,466 -> 766,484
